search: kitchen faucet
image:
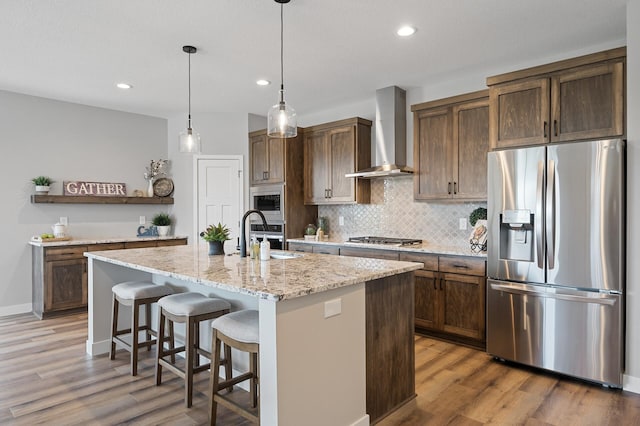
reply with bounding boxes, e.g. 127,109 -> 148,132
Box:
239,209 -> 269,258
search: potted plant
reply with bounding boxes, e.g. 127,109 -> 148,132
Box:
151,213 -> 172,237
304,223 -> 317,241
469,207 -> 488,253
200,223 -> 231,255
32,176 -> 54,195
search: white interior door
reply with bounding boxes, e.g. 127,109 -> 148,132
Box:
195,156 -> 243,252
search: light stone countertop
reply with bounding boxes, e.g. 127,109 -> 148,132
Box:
85,244 -> 423,301
287,237 -> 487,258
28,235 -> 188,247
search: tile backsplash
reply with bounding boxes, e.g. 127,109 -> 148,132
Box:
318,177 -> 486,249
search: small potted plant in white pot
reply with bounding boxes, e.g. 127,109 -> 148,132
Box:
151,213 -> 172,237
32,176 -> 54,195
200,223 -> 231,255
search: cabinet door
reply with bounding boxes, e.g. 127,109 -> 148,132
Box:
551,61 -> 624,142
266,137 -> 285,183
250,133 -> 268,185
304,131 -> 329,204
414,270 -> 439,331
490,78 -> 550,149
327,126 -> 356,203
288,242 -> 314,253
440,272 -> 485,341
453,99 -> 489,200
414,107 -> 453,200
45,258 -> 87,311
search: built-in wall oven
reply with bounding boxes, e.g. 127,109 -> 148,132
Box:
250,184 -> 284,222
250,184 -> 285,249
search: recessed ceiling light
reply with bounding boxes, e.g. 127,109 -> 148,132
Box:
116,83 -> 132,89
397,26 -> 416,37
256,79 -> 271,86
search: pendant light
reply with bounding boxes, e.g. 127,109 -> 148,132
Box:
179,45 -> 201,153
267,0 -> 297,138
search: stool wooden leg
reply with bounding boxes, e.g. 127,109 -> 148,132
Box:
194,320 -> 200,368
185,318 -> 195,408
131,300 -> 140,376
109,295 -> 119,360
250,352 -> 258,408
209,329 -> 221,426
224,343 -> 232,393
169,320 -> 175,364
155,309 -> 165,386
145,301 -> 152,351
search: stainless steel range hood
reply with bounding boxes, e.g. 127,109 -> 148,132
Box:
346,86 -> 413,179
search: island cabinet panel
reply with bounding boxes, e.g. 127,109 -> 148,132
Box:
32,238 -> 187,319
303,117 -> 371,205
488,47 -> 625,149
412,90 -> 489,201
366,272 -> 415,424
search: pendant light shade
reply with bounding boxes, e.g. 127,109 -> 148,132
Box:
267,0 -> 297,138
179,45 -> 201,153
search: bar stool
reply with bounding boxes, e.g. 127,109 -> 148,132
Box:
155,292 -> 231,408
209,309 -> 260,425
110,281 -> 174,376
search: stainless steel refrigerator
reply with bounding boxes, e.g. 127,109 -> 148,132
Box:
486,138 -> 625,387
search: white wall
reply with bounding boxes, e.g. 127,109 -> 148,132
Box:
626,0 -> 639,391
0,90 -> 167,314
167,111 -> 251,242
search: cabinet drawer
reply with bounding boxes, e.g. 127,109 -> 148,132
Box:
45,246 -> 88,261
87,243 -> 125,251
439,256 -> 486,276
288,242 -> 313,253
124,241 -> 157,249
157,239 -> 188,247
399,252 -> 438,271
340,247 -> 399,261
313,245 -> 340,255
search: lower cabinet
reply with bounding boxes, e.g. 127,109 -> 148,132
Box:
288,241 -> 340,255
32,238 -> 187,319
402,252 -> 486,348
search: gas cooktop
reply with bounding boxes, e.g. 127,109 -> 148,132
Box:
347,236 -> 422,246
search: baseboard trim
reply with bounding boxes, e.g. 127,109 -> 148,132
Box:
86,339 -> 111,357
351,414 -> 370,426
624,374 -> 640,394
0,303 -> 32,317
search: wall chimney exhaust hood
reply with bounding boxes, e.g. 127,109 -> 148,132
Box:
346,86 -> 413,179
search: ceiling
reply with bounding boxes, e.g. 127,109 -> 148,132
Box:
0,0 -> 627,120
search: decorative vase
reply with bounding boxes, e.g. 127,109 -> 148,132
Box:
35,185 -> 50,195
147,179 -> 154,197
208,241 -> 225,255
156,225 -> 170,237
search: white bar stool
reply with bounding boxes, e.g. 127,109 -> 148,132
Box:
155,292 -> 231,408
110,281 -> 174,376
209,309 -> 260,425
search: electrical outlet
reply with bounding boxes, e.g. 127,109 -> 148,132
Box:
59,217 -> 68,226
139,216 -> 146,225
459,218 -> 467,230
339,216 -> 345,226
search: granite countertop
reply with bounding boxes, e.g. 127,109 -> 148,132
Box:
85,244 -> 422,302
28,235 -> 188,247
287,237 -> 487,258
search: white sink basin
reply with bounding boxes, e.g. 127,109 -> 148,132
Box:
270,251 -> 303,260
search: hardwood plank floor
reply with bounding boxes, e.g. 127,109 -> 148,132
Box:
1,313 -> 640,425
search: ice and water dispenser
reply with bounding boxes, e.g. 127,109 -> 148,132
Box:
499,209 -> 535,262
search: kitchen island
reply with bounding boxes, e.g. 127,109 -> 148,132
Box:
85,244 -> 422,426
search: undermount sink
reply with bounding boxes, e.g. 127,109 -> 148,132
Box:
270,251 -> 303,260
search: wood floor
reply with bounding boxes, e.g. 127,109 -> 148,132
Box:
1,313 -> 640,425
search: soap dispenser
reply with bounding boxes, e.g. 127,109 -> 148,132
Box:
260,239 -> 270,261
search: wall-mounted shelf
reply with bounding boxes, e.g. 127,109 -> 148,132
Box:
31,195 -> 174,205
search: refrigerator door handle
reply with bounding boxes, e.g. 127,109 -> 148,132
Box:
489,283 -> 617,306
536,160 -> 545,269
546,160 -> 556,269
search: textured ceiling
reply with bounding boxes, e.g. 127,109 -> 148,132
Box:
0,0 -> 627,119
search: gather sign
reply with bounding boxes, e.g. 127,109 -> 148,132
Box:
63,181 -> 127,196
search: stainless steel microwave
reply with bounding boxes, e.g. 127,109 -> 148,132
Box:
250,184 -> 284,222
